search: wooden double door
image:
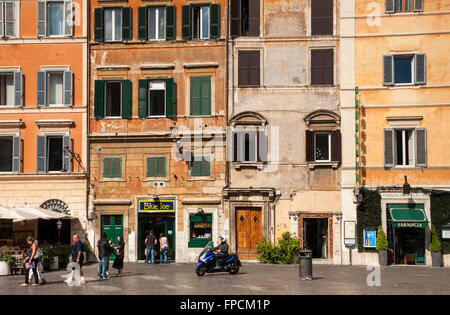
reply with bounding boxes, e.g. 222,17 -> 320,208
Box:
236,208 -> 262,260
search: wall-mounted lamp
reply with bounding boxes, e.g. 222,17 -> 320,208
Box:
403,175 -> 411,195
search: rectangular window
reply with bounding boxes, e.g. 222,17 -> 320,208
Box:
190,156 -> 211,177
395,129 -> 415,166
189,214 -> 212,248
314,132 -> 331,162
233,131 -> 257,163
47,136 -> 63,172
1,0 -> 16,38
190,76 -> 211,116
148,7 -> 166,40
311,0 -> 333,36
103,157 -> 122,178
47,72 -> 63,105
395,0 -> 413,12
146,156 -> 166,177
105,81 -> 122,117
394,55 -> 413,84
105,8 -> 122,41
0,137 -> 12,172
48,2 -> 64,36
230,0 -> 259,37
192,6 -> 209,39
238,50 -> 260,87
311,49 -> 334,85
149,80 -> 166,116
0,73 -> 14,106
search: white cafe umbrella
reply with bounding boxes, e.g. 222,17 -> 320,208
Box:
11,205 -> 73,221
0,205 -> 26,221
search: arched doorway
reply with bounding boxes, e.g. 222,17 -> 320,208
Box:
38,200 -> 71,246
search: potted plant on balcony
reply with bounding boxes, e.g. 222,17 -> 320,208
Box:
376,226 -> 389,266
429,225 -> 442,267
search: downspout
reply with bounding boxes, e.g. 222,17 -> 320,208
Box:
225,0 -> 230,189
85,0 -> 91,238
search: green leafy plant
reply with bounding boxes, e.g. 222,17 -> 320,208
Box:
429,225 -> 442,252
0,251 -> 16,266
375,226 -> 388,251
256,232 -> 300,264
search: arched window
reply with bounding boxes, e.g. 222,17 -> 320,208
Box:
40,199 -> 70,215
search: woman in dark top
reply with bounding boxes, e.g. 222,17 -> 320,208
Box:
21,236 -> 39,287
112,235 -> 125,277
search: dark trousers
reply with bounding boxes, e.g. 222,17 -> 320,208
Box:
216,253 -> 227,266
25,259 -> 39,284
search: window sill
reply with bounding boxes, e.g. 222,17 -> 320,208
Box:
233,162 -> 264,170
142,177 -> 170,182
187,176 -> 215,181
307,161 -> 340,169
99,178 -> 126,182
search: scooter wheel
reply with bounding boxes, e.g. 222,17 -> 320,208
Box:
228,262 -> 239,275
196,265 -> 207,277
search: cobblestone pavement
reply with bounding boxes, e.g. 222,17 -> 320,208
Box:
0,262 -> 449,295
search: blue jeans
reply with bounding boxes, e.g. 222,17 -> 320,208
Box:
97,257 -> 109,278
160,247 -> 168,264
145,247 -> 155,264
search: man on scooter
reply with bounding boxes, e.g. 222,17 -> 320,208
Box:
213,236 -> 229,268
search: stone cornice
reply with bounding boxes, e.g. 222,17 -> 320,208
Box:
0,120 -> 24,128
35,120 -> 74,128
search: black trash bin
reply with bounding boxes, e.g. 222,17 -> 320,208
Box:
298,249 -> 312,280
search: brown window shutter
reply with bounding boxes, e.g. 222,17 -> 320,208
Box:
331,130 -> 341,162
312,0 -> 333,35
238,50 -> 260,87
233,132 -> 238,162
311,49 -> 333,85
306,130 -> 315,162
248,0 -> 260,37
230,0 -> 240,37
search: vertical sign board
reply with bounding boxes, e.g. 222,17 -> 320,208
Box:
363,229 -> 377,248
344,221 -> 356,247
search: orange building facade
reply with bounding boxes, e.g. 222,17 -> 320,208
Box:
0,0 -> 88,246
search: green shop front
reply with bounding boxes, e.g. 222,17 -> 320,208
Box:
387,203 -> 429,265
137,197 -> 176,262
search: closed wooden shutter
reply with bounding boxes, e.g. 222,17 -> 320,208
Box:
415,128 -> 427,167
182,5 -> 191,39
5,0 -> 15,37
138,79 -> 148,118
122,7 -> 132,41
103,157 -> 122,178
383,55 -> 394,86
311,49 -> 333,85
306,130 -> 314,162
121,80 -> 132,119
248,0 -> 260,37
190,77 -> 210,116
331,130 -> 341,162
37,136 -> 47,173
63,71 -> 73,106
384,129 -> 395,167
230,0 -> 240,38
37,1 -> 46,37
311,0 -> 333,36
413,0 -> 424,12
210,4 -> 220,39
37,71 -> 47,107
165,78 -> 175,117
14,71 -> 22,107
238,50 -> 260,86
385,0 -> 395,13
94,7 -> 104,42
147,157 -> 166,177
190,156 -> 210,176
94,80 -> 105,118
64,1 -> 73,36
166,6 -> 176,40
138,6 -> 147,40
63,135 -> 71,172
12,136 -> 20,173
414,54 -> 426,85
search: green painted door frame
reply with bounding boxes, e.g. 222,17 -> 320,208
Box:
101,215 -> 123,261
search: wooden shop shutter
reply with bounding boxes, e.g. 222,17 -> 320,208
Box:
122,7 -> 132,41
415,128 -> 427,167
210,4 -> 220,39
305,130 -> 315,162
94,80 -> 105,118
384,129 -> 395,167
121,80 -> 132,119
166,6 -> 176,40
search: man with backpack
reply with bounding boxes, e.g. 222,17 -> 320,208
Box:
97,232 -> 113,279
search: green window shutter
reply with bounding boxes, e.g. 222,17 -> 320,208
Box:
138,79 -> 148,118
94,8 -> 104,42
166,6 -> 176,40
190,77 -> 211,116
209,4 -> 220,39
94,80 -> 105,118
103,158 -> 122,178
190,156 -> 210,176
165,78 -> 175,117
113,158 -> 122,177
147,157 -> 166,177
122,7 -> 132,41
138,6 -> 148,40
200,77 -> 211,115
181,5 -> 191,39
190,77 -> 201,116
103,158 -> 112,177
121,80 -> 132,119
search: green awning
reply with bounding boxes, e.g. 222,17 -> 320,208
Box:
389,204 -> 429,228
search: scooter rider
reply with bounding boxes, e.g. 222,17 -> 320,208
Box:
213,236 -> 229,267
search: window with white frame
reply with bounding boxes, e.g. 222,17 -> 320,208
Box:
0,73 -> 14,106
148,80 -> 165,117
314,132 -> 331,162
37,134 -> 71,173
395,129 -> 415,166
148,7 -> 165,40
0,0 -> 16,38
233,131 -> 258,163
104,8 -> 122,42
384,128 -> 427,167
192,6 -> 209,39
47,72 -> 64,106
47,2 -> 64,36
383,54 -> 426,86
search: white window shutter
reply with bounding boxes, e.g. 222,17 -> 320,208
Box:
415,128 -> 427,167
5,0 -> 15,37
63,70 -> 73,106
14,71 -> 22,107
64,1 -> 73,36
37,1 -> 46,37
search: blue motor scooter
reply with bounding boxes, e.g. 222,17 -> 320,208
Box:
195,241 -> 241,276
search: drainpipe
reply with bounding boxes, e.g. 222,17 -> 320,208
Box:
225,0 -> 230,189
85,0 -> 91,242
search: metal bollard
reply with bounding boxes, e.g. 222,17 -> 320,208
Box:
298,249 -> 313,280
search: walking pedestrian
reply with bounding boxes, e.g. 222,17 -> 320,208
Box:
66,233 -> 85,284
20,236 -> 39,287
159,233 -> 168,264
112,235 -> 125,276
97,232 -> 112,279
28,239 -> 46,285
144,230 -> 157,264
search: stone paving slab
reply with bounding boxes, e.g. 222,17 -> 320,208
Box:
0,262 -> 449,295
